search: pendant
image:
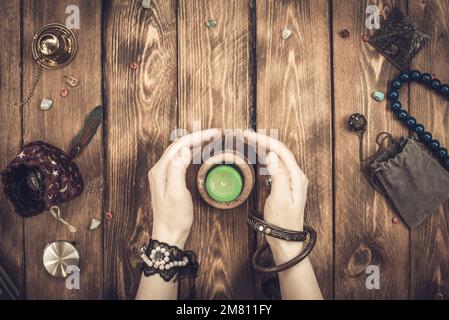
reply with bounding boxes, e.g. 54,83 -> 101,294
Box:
63,75 -> 80,87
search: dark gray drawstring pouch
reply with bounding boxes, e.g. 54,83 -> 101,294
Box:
368,135 -> 449,229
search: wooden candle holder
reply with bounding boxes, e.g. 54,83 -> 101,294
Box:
197,151 -> 255,210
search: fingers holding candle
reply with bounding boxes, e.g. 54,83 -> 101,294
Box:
243,130 -> 306,206
166,147 -> 192,197
150,128 -> 221,191
265,151 -> 291,202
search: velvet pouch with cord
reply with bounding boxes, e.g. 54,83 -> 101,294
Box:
367,133 -> 449,229
1,106 -> 103,220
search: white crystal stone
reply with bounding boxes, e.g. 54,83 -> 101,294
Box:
40,98 -> 53,111
281,28 -> 292,40
89,218 -> 101,230
142,0 -> 152,9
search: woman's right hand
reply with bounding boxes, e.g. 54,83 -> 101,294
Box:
243,130 -> 309,265
149,129 -> 221,249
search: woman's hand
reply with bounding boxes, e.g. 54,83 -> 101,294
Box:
149,129 -> 221,249
243,130 -> 308,265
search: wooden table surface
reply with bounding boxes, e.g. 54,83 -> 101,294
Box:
0,0 -> 448,300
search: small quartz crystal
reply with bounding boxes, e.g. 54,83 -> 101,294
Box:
63,75 -> 80,87
40,98 -> 53,111
89,218 -> 101,230
206,20 -> 217,30
142,0 -> 152,9
372,91 -> 385,102
281,28 -> 292,40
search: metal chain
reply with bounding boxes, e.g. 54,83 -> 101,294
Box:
2,26 -> 67,109
3,64 -> 44,109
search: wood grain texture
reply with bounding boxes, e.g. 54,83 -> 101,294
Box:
333,0 -> 410,299
103,0 -> 177,299
0,0 -> 24,298
408,0 -> 449,300
178,0 -> 254,299
2,0 -> 449,300
22,0 -> 103,299
256,0 -> 333,299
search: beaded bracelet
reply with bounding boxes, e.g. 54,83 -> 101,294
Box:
139,239 -> 198,298
247,212 -> 309,242
247,211 -> 317,273
387,70 -> 449,171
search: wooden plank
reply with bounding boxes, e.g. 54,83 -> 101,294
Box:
333,0 -> 410,299
178,0 -> 254,299
22,0 -> 103,299
0,0 -> 24,299
103,0 -> 178,299
256,0 -> 333,299
408,0 -> 449,300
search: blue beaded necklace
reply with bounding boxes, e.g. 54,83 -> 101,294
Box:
387,70 -> 449,171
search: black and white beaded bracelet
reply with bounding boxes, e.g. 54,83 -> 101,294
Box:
140,246 -> 189,270
140,239 -> 198,282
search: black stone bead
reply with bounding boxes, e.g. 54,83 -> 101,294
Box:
399,72 -> 411,81
430,140 -> 441,152
388,90 -> 399,100
390,101 -> 402,112
444,157 -> 449,170
420,132 -> 433,143
406,117 -> 417,128
440,84 -> 449,95
410,70 -> 421,80
437,148 -> 448,160
396,110 -> 408,120
391,79 -> 403,89
420,72 -> 432,84
413,124 -> 425,134
431,79 -> 441,90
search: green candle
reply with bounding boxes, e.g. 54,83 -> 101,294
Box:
205,165 -> 243,203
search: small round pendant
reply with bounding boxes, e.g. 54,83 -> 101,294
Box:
348,113 -> 367,132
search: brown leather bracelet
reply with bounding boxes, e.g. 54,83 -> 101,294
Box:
247,211 -> 308,241
251,226 -> 317,273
